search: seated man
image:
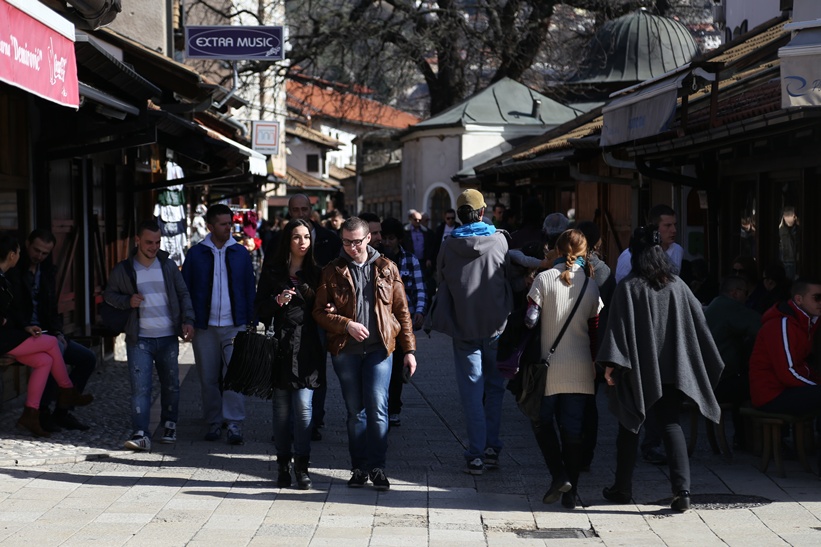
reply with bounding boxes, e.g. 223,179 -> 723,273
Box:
749,278 -> 821,416
704,276 -> 761,446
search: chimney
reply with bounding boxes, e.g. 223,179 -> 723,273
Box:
531,99 -> 541,119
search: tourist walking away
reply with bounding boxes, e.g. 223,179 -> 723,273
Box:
104,220 -> 194,451
182,204 -> 256,445
0,233 -> 93,437
256,219 -> 324,489
7,228 -> 97,432
598,225 -> 724,512
313,217 -> 417,491
524,229 -> 602,509
431,189 -> 514,475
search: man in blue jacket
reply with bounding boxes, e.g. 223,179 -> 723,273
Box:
182,204 -> 256,445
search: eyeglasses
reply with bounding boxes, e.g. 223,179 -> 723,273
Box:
342,238 -> 366,247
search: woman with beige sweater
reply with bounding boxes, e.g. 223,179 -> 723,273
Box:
525,229 -> 602,509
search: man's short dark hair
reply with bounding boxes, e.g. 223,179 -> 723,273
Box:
381,217 -> 404,240
27,229 -> 56,245
137,220 -> 161,236
206,204 -> 233,225
457,205 -> 483,225
341,216 -> 369,235
720,276 -> 748,296
493,203 -> 505,211
791,278 -> 821,298
647,204 -> 676,225
358,212 -> 381,224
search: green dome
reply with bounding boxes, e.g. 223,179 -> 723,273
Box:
573,10 -> 698,84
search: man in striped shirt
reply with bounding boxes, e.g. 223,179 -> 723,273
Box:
379,217 -> 426,428
104,220 -> 194,451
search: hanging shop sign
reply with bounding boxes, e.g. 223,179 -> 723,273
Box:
0,0 -> 79,108
252,120 -> 280,155
184,26 -> 284,61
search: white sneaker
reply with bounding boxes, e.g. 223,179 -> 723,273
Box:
124,431 -> 151,451
159,421 -> 176,444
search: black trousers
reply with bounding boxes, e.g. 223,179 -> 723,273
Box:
614,386 -> 690,494
388,340 -> 406,415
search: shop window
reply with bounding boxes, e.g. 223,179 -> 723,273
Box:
0,191 -> 18,229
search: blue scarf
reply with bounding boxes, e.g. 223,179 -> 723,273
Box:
553,256 -> 587,269
450,222 -> 496,238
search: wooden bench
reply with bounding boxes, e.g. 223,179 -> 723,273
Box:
739,407 -> 817,477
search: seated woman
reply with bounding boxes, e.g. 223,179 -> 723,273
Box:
0,233 -> 93,437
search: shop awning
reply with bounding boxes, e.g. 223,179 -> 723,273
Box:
601,65 -> 716,146
74,32 -> 161,102
780,21 -> 821,108
198,123 -> 268,176
0,0 -> 79,108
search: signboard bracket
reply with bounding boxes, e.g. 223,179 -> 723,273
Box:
214,61 -> 238,110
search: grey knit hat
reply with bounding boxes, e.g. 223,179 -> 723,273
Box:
542,212 -> 569,237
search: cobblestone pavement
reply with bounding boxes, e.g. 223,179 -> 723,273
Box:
0,332 -> 820,545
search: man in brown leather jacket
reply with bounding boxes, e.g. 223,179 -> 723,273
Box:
313,216 -> 417,491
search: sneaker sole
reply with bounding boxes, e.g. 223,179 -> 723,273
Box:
158,439 -> 176,444
372,484 -> 390,491
466,468 -> 484,475
123,442 -> 149,451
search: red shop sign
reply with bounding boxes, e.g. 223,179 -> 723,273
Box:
0,1 -> 79,108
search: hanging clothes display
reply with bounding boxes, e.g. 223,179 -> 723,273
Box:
154,161 -> 188,266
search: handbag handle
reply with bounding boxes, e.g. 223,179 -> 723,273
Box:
544,275 -> 589,363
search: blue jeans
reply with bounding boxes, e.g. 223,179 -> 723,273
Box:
332,349 -> 392,470
272,387 -> 314,458
452,337 -> 506,461
126,336 -> 180,433
42,339 -> 97,409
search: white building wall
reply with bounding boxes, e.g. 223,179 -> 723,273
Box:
725,0 -> 782,34
108,0 -> 167,53
402,133 -> 462,214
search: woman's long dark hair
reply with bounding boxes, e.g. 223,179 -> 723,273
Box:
0,232 -> 19,264
630,225 -> 675,289
272,219 -> 318,284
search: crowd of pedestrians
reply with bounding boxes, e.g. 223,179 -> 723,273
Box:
4,191 -> 817,518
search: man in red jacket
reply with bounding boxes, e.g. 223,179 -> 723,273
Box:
749,278 -> 821,415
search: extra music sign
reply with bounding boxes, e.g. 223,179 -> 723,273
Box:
184,26 -> 284,61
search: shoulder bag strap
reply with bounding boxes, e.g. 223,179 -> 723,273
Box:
544,275 -> 589,364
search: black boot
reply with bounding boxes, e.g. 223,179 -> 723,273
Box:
294,455 -> 312,490
277,455 -> 292,488
53,408 -> 89,431
39,407 -> 62,433
531,419 -> 569,504
561,435 -> 583,510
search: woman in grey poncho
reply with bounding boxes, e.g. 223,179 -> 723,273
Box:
598,226 -> 723,513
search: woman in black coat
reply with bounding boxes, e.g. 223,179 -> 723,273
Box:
0,233 -> 92,437
255,219 -> 324,490
598,226 -> 723,513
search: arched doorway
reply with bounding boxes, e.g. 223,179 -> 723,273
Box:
426,185 -> 454,228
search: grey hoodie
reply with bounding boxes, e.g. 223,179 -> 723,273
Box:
431,230 -> 513,340
341,246 -> 383,354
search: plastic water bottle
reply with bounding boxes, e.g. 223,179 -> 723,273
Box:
525,303 -> 541,329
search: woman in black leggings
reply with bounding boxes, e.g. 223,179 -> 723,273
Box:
597,225 -> 724,513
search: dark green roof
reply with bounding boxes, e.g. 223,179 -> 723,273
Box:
573,10 -> 698,84
412,77 -> 580,129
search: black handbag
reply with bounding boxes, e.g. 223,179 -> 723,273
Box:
224,324 -> 278,399
99,301 -> 131,335
510,276 -> 590,421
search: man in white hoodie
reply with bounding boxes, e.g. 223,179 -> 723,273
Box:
182,204 -> 256,445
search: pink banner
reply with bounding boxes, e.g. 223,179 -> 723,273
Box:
0,2 -> 78,108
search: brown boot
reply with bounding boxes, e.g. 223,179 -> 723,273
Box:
57,387 -> 94,408
17,407 -> 51,438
